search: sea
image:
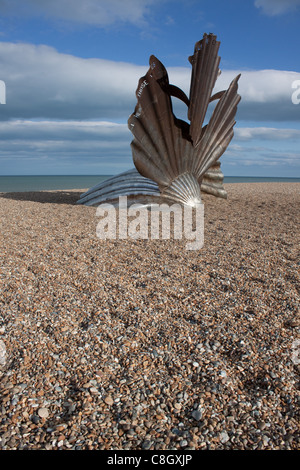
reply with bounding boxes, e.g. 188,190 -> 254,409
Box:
0,175 -> 299,193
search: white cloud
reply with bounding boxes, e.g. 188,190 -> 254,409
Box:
0,42 -> 144,120
212,69 -> 300,122
0,120 -> 129,140
216,68 -> 299,98
1,42 -> 300,123
235,127 -> 300,141
0,42 -> 299,176
0,120 -> 133,174
0,0 -> 159,26
224,142 -> 300,171
254,0 -> 300,16
0,120 -> 299,176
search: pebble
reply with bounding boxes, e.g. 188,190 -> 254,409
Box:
0,340 -> 6,366
104,396 -> 114,406
219,431 -> 230,444
38,408 -> 49,419
32,415 -> 40,424
191,410 -> 203,421
0,184 -> 299,450
141,440 -> 152,450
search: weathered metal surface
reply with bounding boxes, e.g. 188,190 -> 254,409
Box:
78,169 -> 161,207
78,165 -> 227,207
188,34 -> 222,146
128,54 -> 194,192
201,162 -> 227,199
77,33 -> 241,207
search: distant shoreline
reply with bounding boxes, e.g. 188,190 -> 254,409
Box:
0,175 -> 299,193
0,181 -> 299,206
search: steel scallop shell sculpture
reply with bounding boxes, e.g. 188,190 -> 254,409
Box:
77,33 -> 241,207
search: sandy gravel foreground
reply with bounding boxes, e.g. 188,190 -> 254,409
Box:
0,183 -> 299,450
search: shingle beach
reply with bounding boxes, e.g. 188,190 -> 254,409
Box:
0,182 -> 299,450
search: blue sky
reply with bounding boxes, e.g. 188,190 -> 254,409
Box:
0,0 -> 299,177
